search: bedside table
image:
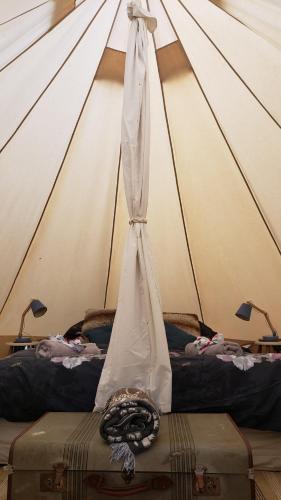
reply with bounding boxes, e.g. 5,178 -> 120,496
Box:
6,341 -> 39,354
254,341 -> 281,354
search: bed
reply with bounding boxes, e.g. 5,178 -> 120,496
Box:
1,311 -> 281,432
1,346 -> 281,431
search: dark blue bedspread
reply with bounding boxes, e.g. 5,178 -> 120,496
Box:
1,352 -> 281,431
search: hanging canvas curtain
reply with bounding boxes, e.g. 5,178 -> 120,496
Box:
95,1 -> 172,413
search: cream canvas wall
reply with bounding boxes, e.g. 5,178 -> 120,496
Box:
0,0 -> 280,341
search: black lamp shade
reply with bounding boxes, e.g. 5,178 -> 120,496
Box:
30,299 -> 47,318
235,302 -> 252,321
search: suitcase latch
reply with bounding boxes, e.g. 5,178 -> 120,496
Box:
193,464 -> 220,496
40,462 -> 68,492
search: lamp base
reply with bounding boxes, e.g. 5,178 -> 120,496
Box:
259,335 -> 280,342
14,337 -> 32,343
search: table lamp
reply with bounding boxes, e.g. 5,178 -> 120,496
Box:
15,299 -> 47,343
235,301 -> 279,342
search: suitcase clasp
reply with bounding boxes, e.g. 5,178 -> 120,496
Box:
193,464 -> 220,496
194,464 -> 207,491
53,462 -> 67,491
40,462 -> 68,492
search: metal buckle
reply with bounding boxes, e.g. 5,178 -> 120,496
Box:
193,464 -> 221,496
40,462 -> 68,492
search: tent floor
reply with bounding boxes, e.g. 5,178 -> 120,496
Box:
255,472 -> 281,500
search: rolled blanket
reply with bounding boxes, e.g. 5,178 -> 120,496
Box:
185,334 -> 243,357
36,339 -> 100,359
100,388 -> 160,454
99,388 -> 160,478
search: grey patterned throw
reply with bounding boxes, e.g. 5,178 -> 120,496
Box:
100,388 -> 160,479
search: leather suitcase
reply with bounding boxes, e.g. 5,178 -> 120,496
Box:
8,412 -> 255,499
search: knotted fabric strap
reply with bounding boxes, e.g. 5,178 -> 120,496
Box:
129,218 -> 147,225
127,1 -> 157,33
194,333 -> 224,354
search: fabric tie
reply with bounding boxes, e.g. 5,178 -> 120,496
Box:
129,218 -> 147,225
127,1 -> 157,33
194,333 -> 224,354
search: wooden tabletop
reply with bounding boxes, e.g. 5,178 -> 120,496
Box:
6,341 -> 40,347
254,341 -> 281,346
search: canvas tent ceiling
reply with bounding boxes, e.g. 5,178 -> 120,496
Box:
0,0 -> 280,341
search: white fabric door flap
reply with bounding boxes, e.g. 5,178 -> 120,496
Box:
95,1 -> 172,413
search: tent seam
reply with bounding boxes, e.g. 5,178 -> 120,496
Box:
175,0 -> 281,129
0,0 -> 86,72
0,0 -> 108,154
208,0 -> 281,51
103,146 -> 122,309
0,0 -> 123,316
0,0 -> 51,26
147,0 -> 204,321
159,0 -> 281,256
